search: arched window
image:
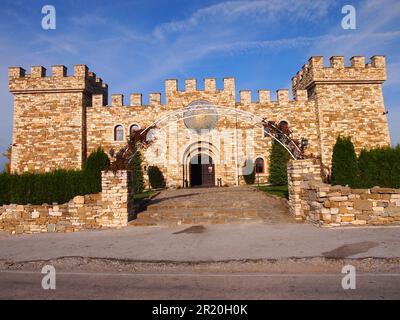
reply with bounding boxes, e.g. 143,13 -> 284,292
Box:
255,157 -> 265,174
130,124 -> 140,136
114,125 -> 124,141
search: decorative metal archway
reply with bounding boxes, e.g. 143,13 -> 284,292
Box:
140,101 -> 307,160
110,100 -> 308,173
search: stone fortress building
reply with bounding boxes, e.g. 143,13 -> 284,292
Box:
8,56 -> 391,188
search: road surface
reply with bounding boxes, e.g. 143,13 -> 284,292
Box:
1,269 -> 400,299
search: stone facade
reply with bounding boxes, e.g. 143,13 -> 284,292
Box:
0,170 -> 132,234
287,160 -> 400,227
292,56 -> 390,166
8,56 -> 391,187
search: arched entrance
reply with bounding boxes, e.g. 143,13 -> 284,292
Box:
189,154 -> 215,187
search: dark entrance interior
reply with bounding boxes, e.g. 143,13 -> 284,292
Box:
189,154 -> 215,187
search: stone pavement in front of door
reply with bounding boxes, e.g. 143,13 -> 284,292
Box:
130,186 -> 295,226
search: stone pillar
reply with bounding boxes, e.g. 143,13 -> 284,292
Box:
101,170 -> 134,228
287,159 -> 322,220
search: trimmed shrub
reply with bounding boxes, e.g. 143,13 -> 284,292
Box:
331,136 -> 359,187
148,166 -> 166,189
128,151 -> 144,194
84,147 -> 110,193
0,172 -> 11,205
243,160 -> 255,185
357,145 -> 400,188
268,140 -> 291,185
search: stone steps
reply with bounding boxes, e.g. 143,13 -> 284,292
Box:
129,186 -> 291,227
131,214 -> 263,227
139,208 -> 261,218
131,207 -> 263,226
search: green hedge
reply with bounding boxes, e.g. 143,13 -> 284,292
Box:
330,137 -> 400,189
357,145 -> 400,188
331,136 -> 359,188
0,148 -> 110,206
147,166 -> 166,189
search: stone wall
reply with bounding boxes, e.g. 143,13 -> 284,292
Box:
287,159 -> 400,227
304,183 -> 400,227
287,159 -> 323,220
0,170 -> 132,235
99,170 -> 134,228
86,78 -> 320,188
9,55 -> 391,187
292,56 -> 391,166
8,65 -> 107,173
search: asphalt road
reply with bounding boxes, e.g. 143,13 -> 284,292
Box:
1,270 -> 400,300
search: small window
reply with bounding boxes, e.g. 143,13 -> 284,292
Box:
114,125 -> 124,141
130,124 -> 140,136
255,158 -> 265,174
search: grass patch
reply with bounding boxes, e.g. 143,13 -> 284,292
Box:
133,190 -> 155,202
257,185 -> 289,199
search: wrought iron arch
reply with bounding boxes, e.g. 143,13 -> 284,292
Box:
139,103 -> 306,160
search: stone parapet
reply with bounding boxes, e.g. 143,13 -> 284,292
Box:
292,56 -> 387,92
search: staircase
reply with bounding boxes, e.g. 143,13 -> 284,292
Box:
130,186 -> 291,226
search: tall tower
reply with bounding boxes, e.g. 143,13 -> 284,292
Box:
292,56 -> 391,166
8,65 -> 108,173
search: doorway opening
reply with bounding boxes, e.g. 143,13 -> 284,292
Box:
189,154 -> 215,187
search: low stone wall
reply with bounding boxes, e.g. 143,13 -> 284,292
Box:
0,170 -> 133,234
304,183 -> 400,226
287,159 -> 323,220
288,159 -> 400,227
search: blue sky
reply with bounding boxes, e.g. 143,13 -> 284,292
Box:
1,0 -> 399,170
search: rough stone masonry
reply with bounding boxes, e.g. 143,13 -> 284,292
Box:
0,170 -> 133,234
8,56 -> 391,187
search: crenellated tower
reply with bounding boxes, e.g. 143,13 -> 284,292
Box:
292,55 -> 391,166
8,65 -> 108,173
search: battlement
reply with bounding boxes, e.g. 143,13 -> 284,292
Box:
8,65 -> 108,94
238,88 -> 309,105
292,56 -> 387,91
93,92 -> 163,108
165,77 -> 235,96
98,77 -> 310,109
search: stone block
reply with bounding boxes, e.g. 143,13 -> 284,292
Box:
31,210 -> 40,219
354,199 -> 373,211
351,220 -> 367,225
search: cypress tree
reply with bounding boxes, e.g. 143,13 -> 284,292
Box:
129,151 -> 144,194
148,166 -> 166,189
331,136 -> 359,187
268,139 -> 291,185
243,159 -> 256,185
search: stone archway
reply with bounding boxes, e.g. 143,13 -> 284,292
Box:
183,141 -> 219,188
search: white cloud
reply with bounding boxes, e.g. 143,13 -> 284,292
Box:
153,0 -> 337,39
